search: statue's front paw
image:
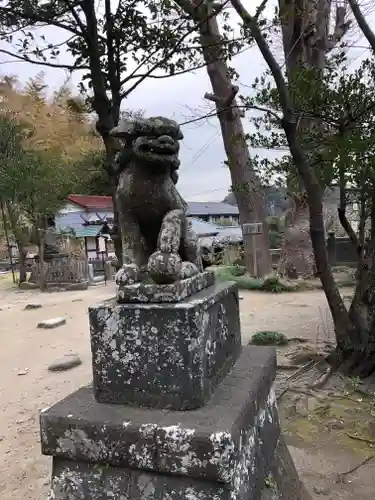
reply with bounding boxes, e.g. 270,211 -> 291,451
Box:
115,263 -> 140,286
180,262 -> 199,279
147,250 -> 182,285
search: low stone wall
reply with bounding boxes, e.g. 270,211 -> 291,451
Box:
31,258 -> 88,284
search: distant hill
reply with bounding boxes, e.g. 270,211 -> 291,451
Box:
223,186 -> 288,216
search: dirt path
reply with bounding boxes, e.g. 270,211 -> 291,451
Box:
0,285 -> 373,500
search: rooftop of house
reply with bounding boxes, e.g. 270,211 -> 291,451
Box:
189,218 -> 220,236
66,195 -> 240,216
67,217 -> 221,239
187,201 -> 239,216
67,194 -> 113,210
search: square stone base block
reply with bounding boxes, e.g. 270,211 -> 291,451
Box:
41,347 -> 279,500
117,271 -> 215,303
89,281 -> 241,410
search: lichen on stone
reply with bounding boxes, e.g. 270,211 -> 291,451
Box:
110,115 -> 204,293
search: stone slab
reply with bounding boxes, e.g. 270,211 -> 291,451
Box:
116,271 -> 215,303
24,303 -> 42,310
41,347 -> 279,499
41,347 -> 277,481
48,354 -> 82,372
48,452 -> 282,500
88,281 -> 241,409
262,436 -> 312,500
19,281 -> 39,290
37,317 -> 67,329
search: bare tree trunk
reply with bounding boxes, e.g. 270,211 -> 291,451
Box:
278,194 -> 316,278
18,245 -> 27,283
348,0 -> 375,52
80,0 -> 123,265
175,0 -> 271,277
333,189 -> 375,376
6,202 -> 30,284
229,0 -> 351,346
277,0 -> 349,278
38,230 -> 46,291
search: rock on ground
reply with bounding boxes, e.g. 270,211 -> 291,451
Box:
24,304 -> 42,310
48,354 -> 82,372
37,317 -> 66,329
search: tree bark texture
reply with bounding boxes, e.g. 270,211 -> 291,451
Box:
278,194 -> 316,278
80,0 -> 123,264
6,202 -> 30,284
277,0 -> 349,278
177,0 -> 271,276
230,0 -> 373,375
18,244 -> 27,284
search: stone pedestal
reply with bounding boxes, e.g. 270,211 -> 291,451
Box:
40,280 -> 310,500
89,281 -> 241,409
41,348 -> 279,500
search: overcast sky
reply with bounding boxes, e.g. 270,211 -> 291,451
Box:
0,2 -> 372,201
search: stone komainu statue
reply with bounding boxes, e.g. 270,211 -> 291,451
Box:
111,116 -> 202,286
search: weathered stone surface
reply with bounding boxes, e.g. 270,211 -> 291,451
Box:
43,281 -> 89,291
38,317 -> 67,329
24,303 -> 42,310
64,281 -> 89,291
48,354 -> 82,372
89,281 -> 241,409
117,271 -> 215,303
41,347 -> 279,499
111,115 -> 203,288
19,281 -> 39,290
261,436 -> 312,500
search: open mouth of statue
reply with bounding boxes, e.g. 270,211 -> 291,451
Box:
140,142 -> 176,156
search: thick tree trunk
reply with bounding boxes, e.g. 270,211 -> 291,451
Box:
80,0 -> 122,265
194,8 -> 271,276
229,0 -> 356,372
278,194 -> 316,278
38,231 -> 46,291
332,195 -> 375,377
18,244 -> 27,283
6,202 -> 30,284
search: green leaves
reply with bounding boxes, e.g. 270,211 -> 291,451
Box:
0,114 -> 75,224
245,53 -> 375,199
0,0 -> 244,131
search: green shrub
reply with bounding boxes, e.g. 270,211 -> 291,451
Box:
250,331 -> 289,346
227,265 -> 246,277
211,267 -> 313,293
236,276 -> 263,290
268,229 -> 283,249
261,274 -> 287,292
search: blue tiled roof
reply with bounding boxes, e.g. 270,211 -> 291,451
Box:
188,218 -> 219,236
75,225 -> 104,238
187,202 -> 239,216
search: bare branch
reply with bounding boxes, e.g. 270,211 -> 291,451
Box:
0,48 -> 89,71
229,0 -> 293,118
60,0 -> 88,37
348,0 -> 375,53
0,6 -> 83,37
179,103 -> 280,126
255,0 -> 270,20
119,13 -> 193,89
121,0 -> 229,99
204,92 -> 221,102
204,84 -> 246,117
327,6 -> 351,51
